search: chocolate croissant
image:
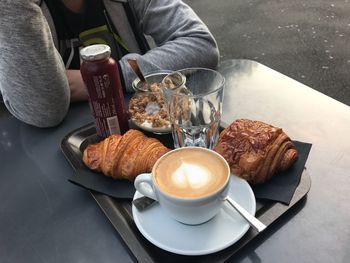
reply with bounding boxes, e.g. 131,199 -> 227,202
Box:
82,129 -> 169,181
214,119 -> 298,184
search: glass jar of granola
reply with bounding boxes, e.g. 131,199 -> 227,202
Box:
128,71 -> 173,134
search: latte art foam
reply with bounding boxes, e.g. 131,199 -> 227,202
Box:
154,148 -> 228,198
172,162 -> 213,189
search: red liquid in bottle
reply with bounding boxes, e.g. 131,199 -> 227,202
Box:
80,44 -> 129,138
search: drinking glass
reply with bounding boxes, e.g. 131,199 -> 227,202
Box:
162,68 -> 225,149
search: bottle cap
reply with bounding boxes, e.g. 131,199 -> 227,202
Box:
80,44 -> 111,61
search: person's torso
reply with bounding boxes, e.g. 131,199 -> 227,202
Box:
44,0 -> 130,69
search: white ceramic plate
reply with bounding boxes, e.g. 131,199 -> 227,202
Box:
132,175 -> 256,256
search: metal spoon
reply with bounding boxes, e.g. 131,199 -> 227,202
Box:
162,71 -> 193,96
163,72 -> 186,90
225,196 -> 266,232
127,59 -> 149,91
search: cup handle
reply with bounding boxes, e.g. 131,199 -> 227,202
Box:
134,173 -> 158,201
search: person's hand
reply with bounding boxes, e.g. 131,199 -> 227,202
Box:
66,69 -> 89,102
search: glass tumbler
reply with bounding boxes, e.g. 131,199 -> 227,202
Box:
162,68 -> 225,149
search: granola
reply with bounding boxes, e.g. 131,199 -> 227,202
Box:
128,83 -> 170,128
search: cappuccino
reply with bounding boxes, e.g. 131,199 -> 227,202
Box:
154,148 -> 229,199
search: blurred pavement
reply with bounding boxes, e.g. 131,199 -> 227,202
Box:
185,0 -> 350,106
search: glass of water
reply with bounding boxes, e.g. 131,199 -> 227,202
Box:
162,68 -> 225,149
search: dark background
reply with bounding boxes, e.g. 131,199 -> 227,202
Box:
185,0 -> 350,106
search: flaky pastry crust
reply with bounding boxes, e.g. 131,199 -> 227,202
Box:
214,119 -> 298,184
82,129 -> 169,181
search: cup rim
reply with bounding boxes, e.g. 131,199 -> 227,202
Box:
162,67 -> 225,98
132,70 -> 174,92
151,147 -> 230,201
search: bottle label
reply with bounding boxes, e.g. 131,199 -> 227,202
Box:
106,115 -> 121,135
88,73 -> 121,137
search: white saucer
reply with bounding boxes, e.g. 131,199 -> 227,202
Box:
132,175 -> 256,256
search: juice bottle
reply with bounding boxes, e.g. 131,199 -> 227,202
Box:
80,44 -> 129,138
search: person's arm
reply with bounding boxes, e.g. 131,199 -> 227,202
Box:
119,0 -> 220,92
66,69 -> 89,102
0,0 -> 70,127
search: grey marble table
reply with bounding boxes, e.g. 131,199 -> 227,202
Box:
1,60 -> 349,263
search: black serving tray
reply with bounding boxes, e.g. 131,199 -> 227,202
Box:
61,122 -> 311,263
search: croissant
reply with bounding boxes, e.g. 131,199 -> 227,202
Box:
82,129 -> 170,181
214,119 -> 298,184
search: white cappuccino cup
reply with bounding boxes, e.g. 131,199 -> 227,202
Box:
134,147 -> 231,225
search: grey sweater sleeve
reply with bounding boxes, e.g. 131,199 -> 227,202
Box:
0,0 -> 70,127
119,0 -> 220,91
